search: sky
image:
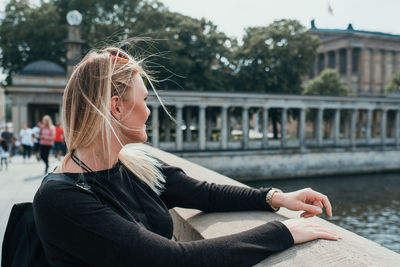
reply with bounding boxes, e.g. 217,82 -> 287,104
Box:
160,0 -> 400,38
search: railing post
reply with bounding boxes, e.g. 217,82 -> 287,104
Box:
199,105 -> 206,150
317,108 -> 323,147
281,107 -> 287,148
151,104 -> 160,148
334,108 -> 340,145
185,107 -> 192,142
299,108 -> 306,150
242,106 -> 249,149
221,105 -> 228,150
381,109 -> 387,146
366,109 -> 372,145
176,104 -> 183,151
350,109 -> 357,148
262,107 -> 269,149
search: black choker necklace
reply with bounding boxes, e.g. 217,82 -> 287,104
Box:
70,150 -> 92,190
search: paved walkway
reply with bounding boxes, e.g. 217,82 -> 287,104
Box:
0,155 -> 60,259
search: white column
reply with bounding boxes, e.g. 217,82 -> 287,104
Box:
262,107 -> 269,149
242,107 -> 249,149
199,105 -> 206,150
12,105 -> 20,136
221,106 -> 228,150
335,50 -> 340,74
58,104 -> 63,124
381,109 -> 387,145
281,108 -> 287,148
151,105 -> 160,148
334,109 -> 340,145
360,48 -> 371,93
176,105 -> 183,151
316,108 -> 323,147
366,109 -> 372,144
299,108 -> 305,149
350,109 -> 357,147
0,87 -> 5,127
395,52 -> 400,74
346,48 -> 352,89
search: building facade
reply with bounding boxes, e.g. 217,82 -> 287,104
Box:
6,60 -> 67,133
310,20 -> 400,96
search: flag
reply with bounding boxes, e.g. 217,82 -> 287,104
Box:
328,1 -> 334,15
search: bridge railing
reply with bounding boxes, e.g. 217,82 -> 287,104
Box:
141,144 -> 400,266
147,91 -> 400,152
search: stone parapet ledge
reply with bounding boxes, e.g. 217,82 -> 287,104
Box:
139,144 -> 400,266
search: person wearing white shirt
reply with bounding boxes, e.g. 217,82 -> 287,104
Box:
19,123 -> 33,161
32,122 -> 42,161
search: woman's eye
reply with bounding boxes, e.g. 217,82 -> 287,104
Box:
144,97 -> 148,101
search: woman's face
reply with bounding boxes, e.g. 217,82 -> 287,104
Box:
119,73 -> 150,143
42,118 -> 48,127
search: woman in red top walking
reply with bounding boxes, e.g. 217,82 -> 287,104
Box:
39,115 -> 56,173
53,121 -> 64,160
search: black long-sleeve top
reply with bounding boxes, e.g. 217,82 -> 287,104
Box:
33,161 -> 294,267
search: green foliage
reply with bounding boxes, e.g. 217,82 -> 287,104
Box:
0,0 -> 66,84
384,72 -> 400,94
0,1 -> 320,95
233,19 -> 320,94
304,69 -> 350,96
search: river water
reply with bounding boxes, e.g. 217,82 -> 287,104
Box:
245,172 -> 400,254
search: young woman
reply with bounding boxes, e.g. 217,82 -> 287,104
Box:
39,115 -> 55,173
33,47 -> 339,267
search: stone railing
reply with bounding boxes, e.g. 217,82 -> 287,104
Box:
146,91 -> 400,152
141,144 -> 400,266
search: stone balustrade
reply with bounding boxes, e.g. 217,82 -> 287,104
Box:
140,144 -> 400,266
146,91 -> 400,152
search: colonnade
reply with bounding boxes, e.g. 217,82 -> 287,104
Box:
147,91 -> 400,152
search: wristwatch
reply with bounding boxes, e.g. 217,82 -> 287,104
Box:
266,188 -> 282,211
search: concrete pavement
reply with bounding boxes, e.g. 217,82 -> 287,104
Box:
0,154 -> 60,260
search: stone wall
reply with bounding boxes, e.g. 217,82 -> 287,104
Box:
140,144 -> 400,266
175,148 -> 400,180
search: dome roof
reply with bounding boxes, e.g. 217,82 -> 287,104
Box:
20,60 -> 65,76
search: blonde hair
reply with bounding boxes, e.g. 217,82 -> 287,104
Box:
42,115 -> 54,128
62,46 -> 168,194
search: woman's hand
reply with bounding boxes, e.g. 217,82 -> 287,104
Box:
282,218 -> 340,244
271,188 -> 332,218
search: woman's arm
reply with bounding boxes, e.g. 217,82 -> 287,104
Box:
160,165 -> 275,212
33,181 -> 294,267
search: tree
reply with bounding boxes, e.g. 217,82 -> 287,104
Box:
385,72 -> 400,95
303,69 -> 350,96
233,19 -> 320,94
0,0 -> 233,91
232,19 -> 320,138
0,0 -> 67,84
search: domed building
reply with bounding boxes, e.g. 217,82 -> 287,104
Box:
5,13 -> 82,134
6,60 -> 68,133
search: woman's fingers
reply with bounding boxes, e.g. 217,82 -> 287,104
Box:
298,202 -> 322,214
314,230 -> 340,241
305,190 -> 333,216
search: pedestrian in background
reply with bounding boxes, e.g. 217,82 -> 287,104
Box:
0,137 -> 9,171
32,121 -> 42,161
19,123 -> 33,162
53,121 -> 64,160
39,115 -> 55,173
1,125 -> 14,162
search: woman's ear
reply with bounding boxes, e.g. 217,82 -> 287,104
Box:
110,95 -> 122,120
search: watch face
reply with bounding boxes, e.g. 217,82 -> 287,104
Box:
66,10 -> 82,26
